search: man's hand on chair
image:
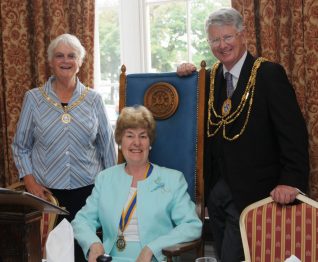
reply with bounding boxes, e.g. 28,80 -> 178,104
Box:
270,185 -> 300,204
177,63 -> 197,77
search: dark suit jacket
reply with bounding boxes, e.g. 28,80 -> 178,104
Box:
204,52 -> 309,212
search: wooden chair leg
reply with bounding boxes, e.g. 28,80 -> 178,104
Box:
167,256 -> 173,262
197,240 -> 204,257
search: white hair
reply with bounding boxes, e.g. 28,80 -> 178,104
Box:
47,33 -> 86,62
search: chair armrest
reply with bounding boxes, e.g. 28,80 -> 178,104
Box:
162,239 -> 201,257
162,203 -> 204,258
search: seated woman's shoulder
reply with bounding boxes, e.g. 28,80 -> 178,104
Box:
154,164 -> 183,179
98,163 -> 125,177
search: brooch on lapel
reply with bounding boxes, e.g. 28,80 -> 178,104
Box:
151,177 -> 168,192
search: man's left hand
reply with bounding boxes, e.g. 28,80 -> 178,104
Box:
270,185 -> 300,204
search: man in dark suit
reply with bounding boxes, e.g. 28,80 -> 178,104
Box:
177,7 -> 309,262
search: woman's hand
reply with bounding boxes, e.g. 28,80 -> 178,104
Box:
136,246 -> 153,262
23,174 -> 51,200
88,242 -> 105,262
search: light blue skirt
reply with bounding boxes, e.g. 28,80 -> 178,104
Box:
110,241 -> 142,262
109,241 -> 172,262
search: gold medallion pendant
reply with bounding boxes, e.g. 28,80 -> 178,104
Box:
116,235 -> 126,251
61,113 -> 72,124
222,98 -> 232,116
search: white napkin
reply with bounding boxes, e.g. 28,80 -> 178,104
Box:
46,218 -> 74,262
284,255 -> 301,262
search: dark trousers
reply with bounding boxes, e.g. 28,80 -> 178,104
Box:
50,185 -> 94,262
207,179 -> 244,262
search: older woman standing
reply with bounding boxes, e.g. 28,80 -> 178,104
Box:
72,105 -> 202,262
12,33 -> 117,261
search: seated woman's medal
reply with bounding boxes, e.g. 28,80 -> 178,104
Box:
222,98 -> 232,116
116,233 -> 126,251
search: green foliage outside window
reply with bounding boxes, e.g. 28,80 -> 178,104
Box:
149,0 -> 231,72
149,2 -> 187,72
98,5 -> 120,81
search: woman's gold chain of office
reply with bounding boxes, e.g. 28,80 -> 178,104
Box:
39,85 -> 89,124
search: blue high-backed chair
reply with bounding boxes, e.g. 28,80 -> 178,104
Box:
119,62 -> 207,261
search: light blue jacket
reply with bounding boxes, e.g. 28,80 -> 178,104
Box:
71,163 -> 202,261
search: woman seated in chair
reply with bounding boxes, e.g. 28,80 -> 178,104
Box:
72,105 -> 202,262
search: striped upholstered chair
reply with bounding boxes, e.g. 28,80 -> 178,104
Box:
118,62 -> 207,261
240,194 -> 318,262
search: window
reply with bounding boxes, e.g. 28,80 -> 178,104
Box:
95,0 -> 231,127
95,0 -> 120,128
145,0 -> 231,72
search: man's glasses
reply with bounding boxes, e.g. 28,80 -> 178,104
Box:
207,32 -> 240,47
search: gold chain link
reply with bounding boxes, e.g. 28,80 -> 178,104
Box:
207,57 -> 267,141
39,85 -> 89,113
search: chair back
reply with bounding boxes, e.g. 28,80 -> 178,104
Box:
240,194 -> 318,262
119,63 -> 206,206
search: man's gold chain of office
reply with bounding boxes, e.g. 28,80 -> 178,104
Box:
39,85 -> 89,124
207,57 -> 267,141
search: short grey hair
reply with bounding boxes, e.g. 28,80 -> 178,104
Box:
205,7 -> 244,33
47,33 -> 86,62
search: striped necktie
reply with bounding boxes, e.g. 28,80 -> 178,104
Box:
225,72 -> 234,98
